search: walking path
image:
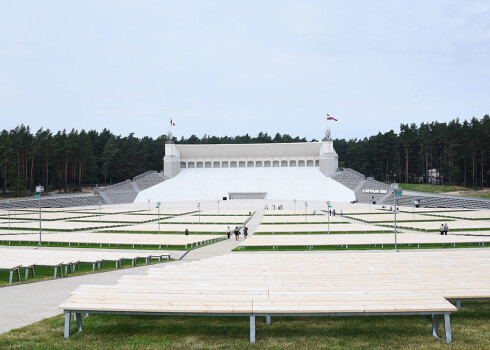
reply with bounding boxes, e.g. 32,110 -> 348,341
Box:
0,211 -> 265,334
0,248 -> 185,335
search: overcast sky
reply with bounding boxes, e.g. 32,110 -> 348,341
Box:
1,1 -> 489,141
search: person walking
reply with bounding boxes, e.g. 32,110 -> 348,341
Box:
444,223 -> 449,235
234,226 -> 240,241
243,226 -> 248,240
439,224 -> 444,235
185,228 -> 189,236
226,226 -> 231,239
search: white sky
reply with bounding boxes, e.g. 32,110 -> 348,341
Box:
1,1 -> 489,140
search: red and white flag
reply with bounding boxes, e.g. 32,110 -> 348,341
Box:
170,119 -> 175,126
327,115 -> 338,121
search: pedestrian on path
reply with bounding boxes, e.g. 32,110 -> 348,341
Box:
444,223 -> 449,235
185,228 -> 189,236
439,224 -> 444,235
243,226 -> 248,239
234,226 -> 240,240
226,226 -> 231,239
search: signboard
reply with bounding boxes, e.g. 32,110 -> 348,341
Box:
395,192 -> 403,197
36,186 -> 44,193
34,194 -> 40,198
362,189 -> 388,194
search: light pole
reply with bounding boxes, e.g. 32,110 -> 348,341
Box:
148,199 -> 151,214
197,203 -> 201,223
217,199 -> 220,215
157,201 -> 161,234
304,202 -> 308,223
7,201 -> 10,229
327,201 -> 331,234
35,185 -> 44,247
391,183 -> 402,252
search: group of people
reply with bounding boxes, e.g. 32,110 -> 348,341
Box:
264,204 -> 283,210
439,223 -> 449,235
226,226 -> 248,240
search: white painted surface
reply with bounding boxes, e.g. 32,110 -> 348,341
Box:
135,167 -> 355,202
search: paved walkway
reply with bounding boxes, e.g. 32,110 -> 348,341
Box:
0,212 -> 266,334
0,248 -> 186,335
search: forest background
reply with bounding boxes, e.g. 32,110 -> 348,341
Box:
0,115 -> 488,197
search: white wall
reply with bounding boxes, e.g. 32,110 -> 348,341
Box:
135,167 -> 355,202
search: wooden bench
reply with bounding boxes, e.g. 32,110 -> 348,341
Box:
60,285 -> 456,343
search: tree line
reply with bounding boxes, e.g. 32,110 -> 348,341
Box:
0,116 -> 488,197
334,116 -> 489,188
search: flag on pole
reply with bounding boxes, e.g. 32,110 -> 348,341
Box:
170,119 -> 175,126
327,116 -> 338,121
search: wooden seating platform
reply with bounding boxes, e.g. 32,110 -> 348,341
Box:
0,232 -> 225,249
239,233 -> 490,249
255,223 -> 394,234
60,250 -> 490,343
0,247 -> 171,283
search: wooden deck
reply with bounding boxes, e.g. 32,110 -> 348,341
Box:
60,250 -> 490,343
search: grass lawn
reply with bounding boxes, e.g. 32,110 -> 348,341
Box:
399,183 -> 470,193
0,258 -> 172,287
0,302 -> 488,349
0,240 -> 189,250
234,243 -> 487,251
462,192 -> 490,199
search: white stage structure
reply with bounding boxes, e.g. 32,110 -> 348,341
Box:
135,134 -> 355,202
135,167 -> 355,202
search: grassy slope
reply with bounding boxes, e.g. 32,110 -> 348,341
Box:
399,183 -> 470,193
0,302 -> 488,349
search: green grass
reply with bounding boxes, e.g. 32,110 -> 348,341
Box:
0,240 -> 190,250
100,230 -> 225,235
399,183 -> 470,193
234,242 -> 487,251
253,231 -> 394,235
0,258 -> 172,287
0,302 -> 488,349
461,192 -> 490,199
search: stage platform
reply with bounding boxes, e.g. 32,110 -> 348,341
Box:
134,168 -> 355,202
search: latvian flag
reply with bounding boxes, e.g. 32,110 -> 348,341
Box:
170,119 -> 175,126
327,114 -> 338,121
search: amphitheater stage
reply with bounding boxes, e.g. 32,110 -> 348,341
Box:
134,167 -> 356,203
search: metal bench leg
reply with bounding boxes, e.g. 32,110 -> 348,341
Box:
92,263 -> 96,271
64,311 -> 71,338
444,313 -> 452,344
65,265 -> 68,275
432,314 -> 439,338
9,270 -> 13,284
59,265 -> 63,278
31,267 -> 35,278
25,268 -> 29,280
16,268 -> 21,282
75,313 -> 83,332
250,315 -> 256,343
54,267 -> 57,278
456,300 -> 461,311
266,315 -> 271,324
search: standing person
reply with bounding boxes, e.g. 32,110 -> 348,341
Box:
243,226 -> 248,240
444,223 -> 449,235
439,224 -> 444,235
226,226 -> 231,239
185,228 -> 189,236
234,226 -> 240,241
